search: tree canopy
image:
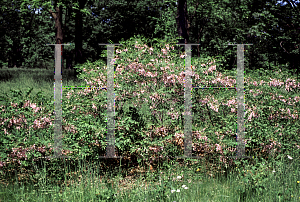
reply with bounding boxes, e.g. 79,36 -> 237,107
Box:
0,0 -> 299,74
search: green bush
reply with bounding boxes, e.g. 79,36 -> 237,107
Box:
0,35 -> 299,192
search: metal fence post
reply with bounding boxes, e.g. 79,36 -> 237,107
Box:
98,43 -> 123,159
176,43 -> 252,160
46,43 -> 72,159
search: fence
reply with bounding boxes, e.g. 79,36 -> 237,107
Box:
45,42 -> 252,161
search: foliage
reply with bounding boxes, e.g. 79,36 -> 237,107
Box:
2,34 -> 299,170
1,0 -> 299,74
0,34 -> 299,200
0,0 -> 300,200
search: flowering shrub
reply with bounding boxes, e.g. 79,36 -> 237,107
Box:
0,35 -> 299,185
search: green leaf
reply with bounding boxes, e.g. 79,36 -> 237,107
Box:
108,39 -> 114,44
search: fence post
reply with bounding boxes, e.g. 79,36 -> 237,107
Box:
46,43 -> 72,159
176,43 -> 203,159
98,43 -> 123,159
47,41 -> 253,163
176,43 -> 252,161
228,43 -> 252,160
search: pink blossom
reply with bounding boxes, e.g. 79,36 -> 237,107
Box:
269,78 -> 284,87
180,54 -> 186,58
208,65 -> 216,73
215,144 -> 223,154
165,44 -> 170,51
161,48 -> 168,55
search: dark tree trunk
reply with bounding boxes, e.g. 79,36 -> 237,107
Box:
74,0 -> 88,78
280,40 -> 300,78
197,26 -> 200,58
15,46 -> 22,68
75,9 -> 83,65
8,44 -> 22,68
176,0 -> 189,55
66,50 -> 74,70
63,6 -> 72,71
49,1 -> 64,71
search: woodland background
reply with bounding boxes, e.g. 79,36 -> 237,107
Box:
0,0 -> 299,77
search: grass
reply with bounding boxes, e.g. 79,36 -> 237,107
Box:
0,152 -> 299,201
0,63 -> 299,201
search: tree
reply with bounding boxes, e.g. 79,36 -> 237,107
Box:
273,0 -> 300,75
0,0 -> 26,68
48,1 -> 64,70
176,0 -> 189,46
69,0 -> 89,77
0,0 -> 184,69
47,0 -> 93,72
16,0 -> 91,70
1,0 -> 299,75
178,0 -> 299,72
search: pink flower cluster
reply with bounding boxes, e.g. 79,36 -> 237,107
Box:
1,39 -> 300,171
1,144 -> 54,168
65,40 -> 300,168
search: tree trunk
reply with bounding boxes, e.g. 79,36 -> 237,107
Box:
66,50 -> 73,70
74,0 -> 87,78
63,6 -> 72,70
74,8 -> 83,72
197,27 -> 201,58
49,2 -> 64,71
176,0 -> 189,55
